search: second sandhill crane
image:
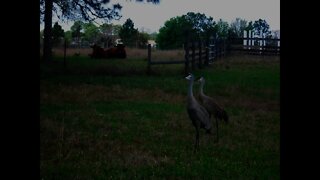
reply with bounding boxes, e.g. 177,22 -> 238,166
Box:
185,74 -> 212,152
197,76 -> 229,142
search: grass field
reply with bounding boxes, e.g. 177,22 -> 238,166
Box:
40,51 -> 280,179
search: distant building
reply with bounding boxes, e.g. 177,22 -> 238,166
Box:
115,39 -> 123,45
148,40 -> 157,48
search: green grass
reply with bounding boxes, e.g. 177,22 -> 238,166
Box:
40,54 -> 280,179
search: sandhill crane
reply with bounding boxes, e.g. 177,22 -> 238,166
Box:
185,74 -> 212,152
197,76 -> 229,142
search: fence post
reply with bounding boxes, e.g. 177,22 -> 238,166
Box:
219,39 -> 222,58
198,40 -> 202,69
184,41 -> 190,75
252,31 -> 255,47
214,37 -> 218,58
215,39 -> 219,58
223,39 -> 226,57
147,44 -> 151,73
277,39 -> 280,54
259,30 -> 263,47
191,42 -> 195,71
205,40 -> 209,66
212,36 -> 216,63
243,30 -> 247,50
64,38 -> 67,68
248,30 -> 251,49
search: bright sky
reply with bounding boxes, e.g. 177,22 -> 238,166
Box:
40,0 -> 280,33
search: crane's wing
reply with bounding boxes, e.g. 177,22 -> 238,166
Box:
203,96 -> 223,111
187,107 -> 212,130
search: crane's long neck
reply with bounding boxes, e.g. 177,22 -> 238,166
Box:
187,80 -> 194,99
199,80 -> 205,96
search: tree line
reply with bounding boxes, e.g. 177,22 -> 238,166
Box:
156,13 -> 274,49
40,18 -> 151,49
40,0 -> 276,60
41,15 -> 274,50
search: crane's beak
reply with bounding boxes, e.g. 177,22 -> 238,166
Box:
185,74 -> 192,80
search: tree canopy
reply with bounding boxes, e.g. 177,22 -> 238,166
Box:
82,22 -> 100,42
70,20 -> 84,47
119,18 -> 139,47
156,12 -> 216,49
229,18 -> 248,38
253,19 -> 271,37
52,22 -> 65,46
215,19 -> 229,39
106,18 -> 152,48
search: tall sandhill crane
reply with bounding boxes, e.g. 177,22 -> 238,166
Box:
197,76 -> 229,142
185,74 -> 212,152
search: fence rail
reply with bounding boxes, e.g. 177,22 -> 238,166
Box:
228,37 -> 280,55
147,36 -> 227,74
149,60 -> 185,65
147,35 -> 280,74
147,44 -> 186,73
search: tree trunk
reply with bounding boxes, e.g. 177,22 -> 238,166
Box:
43,0 -> 53,62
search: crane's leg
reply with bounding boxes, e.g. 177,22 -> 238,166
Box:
194,128 -> 200,153
215,118 -> 219,143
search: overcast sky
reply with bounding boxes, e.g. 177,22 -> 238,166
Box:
40,0 -> 280,33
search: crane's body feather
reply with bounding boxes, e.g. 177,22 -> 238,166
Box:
197,77 -> 229,142
199,94 -> 229,122
198,77 -> 229,123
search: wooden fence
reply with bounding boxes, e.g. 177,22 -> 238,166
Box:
228,30 -> 280,55
147,44 -> 185,73
146,34 -> 280,74
227,37 -> 280,55
147,36 -> 226,74
184,38 -> 226,73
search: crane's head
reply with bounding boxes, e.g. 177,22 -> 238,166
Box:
185,73 -> 194,81
195,76 -> 205,85
196,76 -> 205,84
